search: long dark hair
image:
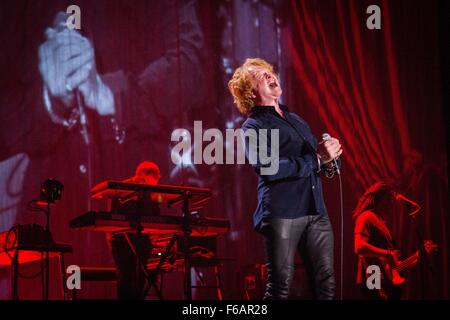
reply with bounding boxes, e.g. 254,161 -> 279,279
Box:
352,181 -> 396,221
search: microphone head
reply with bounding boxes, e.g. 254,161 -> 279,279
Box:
53,12 -> 70,29
395,193 -> 410,202
322,133 -> 331,141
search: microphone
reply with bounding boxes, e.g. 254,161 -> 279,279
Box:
395,193 -> 421,217
45,12 -> 70,39
322,133 -> 340,175
48,13 -> 90,145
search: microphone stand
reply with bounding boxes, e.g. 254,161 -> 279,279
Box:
42,202 -> 52,300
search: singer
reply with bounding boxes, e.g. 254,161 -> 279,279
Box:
228,58 -> 343,299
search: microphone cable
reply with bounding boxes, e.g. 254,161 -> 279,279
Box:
322,133 -> 344,300
337,168 -> 344,300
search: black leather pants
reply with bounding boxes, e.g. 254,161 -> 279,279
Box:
259,214 -> 335,300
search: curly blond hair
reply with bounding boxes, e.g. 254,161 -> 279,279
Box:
228,58 -> 276,115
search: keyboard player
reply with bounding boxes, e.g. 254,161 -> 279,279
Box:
107,161 -> 161,299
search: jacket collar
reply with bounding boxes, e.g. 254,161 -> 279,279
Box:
250,104 -> 289,115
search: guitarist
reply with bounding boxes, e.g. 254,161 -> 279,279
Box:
352,181 -> 438,300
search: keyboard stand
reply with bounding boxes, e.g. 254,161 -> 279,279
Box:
2,243 -> 73,300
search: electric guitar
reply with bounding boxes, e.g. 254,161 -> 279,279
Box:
378,240 -> 437,298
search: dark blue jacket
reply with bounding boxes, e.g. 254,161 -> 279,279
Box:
242,105 -> 331,228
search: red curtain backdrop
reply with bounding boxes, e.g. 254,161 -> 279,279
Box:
0,0 -> 448,299
281,0 -> 448,299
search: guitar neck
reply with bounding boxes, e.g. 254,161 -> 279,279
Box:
394,251 -> 420,273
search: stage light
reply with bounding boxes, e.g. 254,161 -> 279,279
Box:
40,179 -> 64,204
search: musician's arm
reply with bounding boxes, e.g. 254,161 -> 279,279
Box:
354,233 -> 395,258
354,214 -> 399,259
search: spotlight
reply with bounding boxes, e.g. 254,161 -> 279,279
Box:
40,179 -> 64,204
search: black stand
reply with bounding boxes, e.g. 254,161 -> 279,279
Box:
12,250 -> 19,300
95,183 -> 212,300
7,222 -> 71,300
44,203 -> 50,300
141,234 -> 178,299
181,191 -> 192,300
122,231 -> 164,300
132,190 -> 195,300
122,190 -> 169,300
139,190 -> 195,300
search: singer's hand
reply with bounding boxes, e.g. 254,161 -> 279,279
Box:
317,137 -> 342,164
38,20 -> 114,116
39,27 -> 95,102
